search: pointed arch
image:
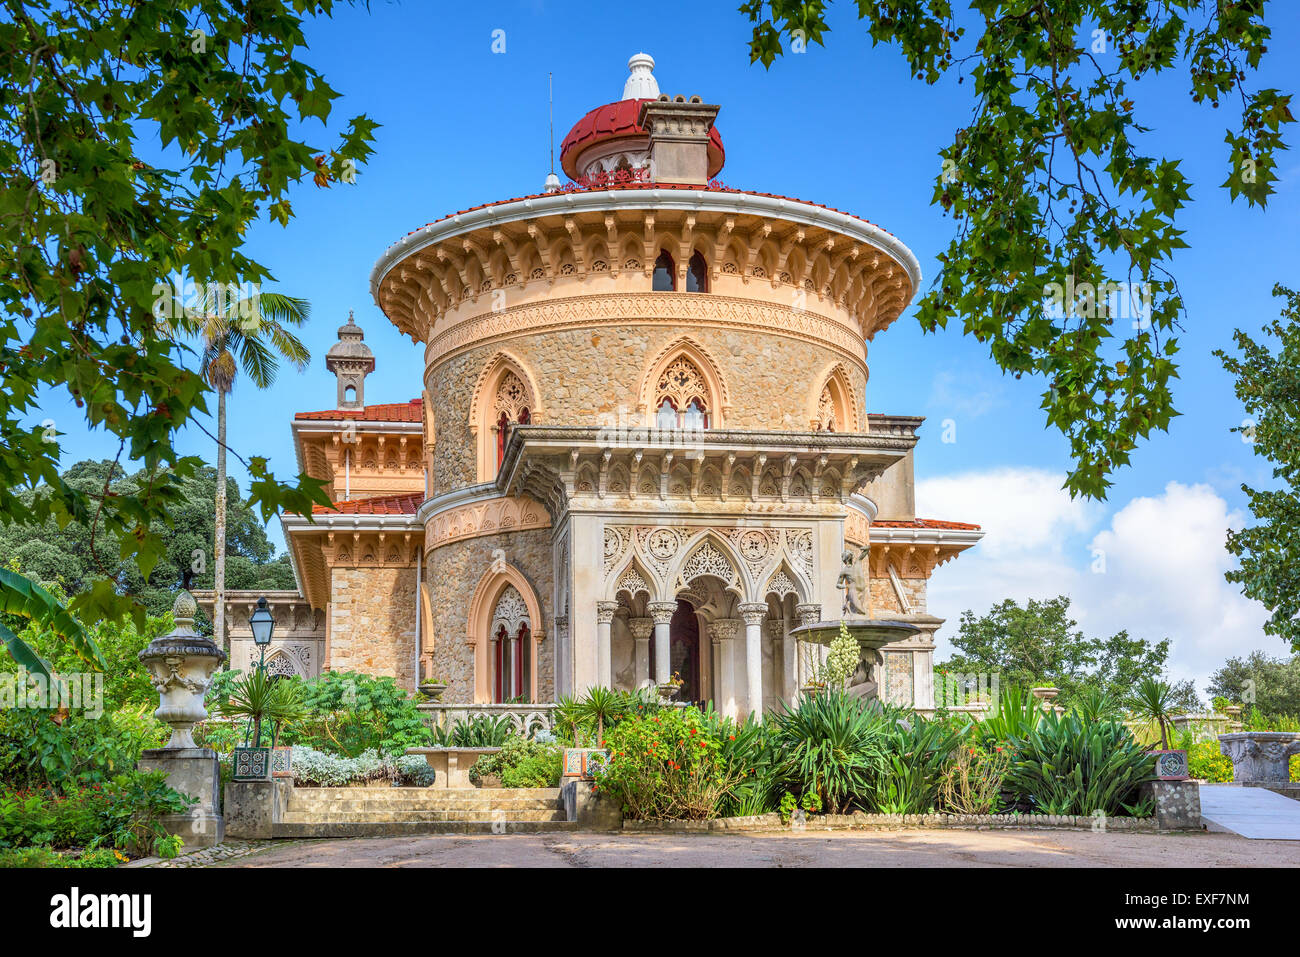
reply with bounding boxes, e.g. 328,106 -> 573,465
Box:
638,337 -> 730,429
808,362 -> 861,433
668,531 -> 745,599
466,562 -> 545,703
469,351 -> 542,481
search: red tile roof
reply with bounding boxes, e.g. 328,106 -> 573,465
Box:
874,518 -> 982,531
295,399 -> 422,423
311,491 -> 424,516
382,181 -> 900,252
559,98 -> 725,179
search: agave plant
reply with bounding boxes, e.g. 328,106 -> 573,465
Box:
977,685 -> 1043,744
1004,711 -> 1155,816
452,714 -> 513,748
1074,686 -> 1122,724
867,713 -> 970,814
768,689 -> 888,813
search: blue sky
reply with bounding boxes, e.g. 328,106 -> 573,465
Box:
45,1 -> 1300,693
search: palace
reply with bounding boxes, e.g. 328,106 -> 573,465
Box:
203,54 -> 982,718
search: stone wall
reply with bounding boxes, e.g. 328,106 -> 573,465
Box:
428,323 -> 865,494
426,528 -> 554,703
327,566 -> 418,689
869,576 -> 927,615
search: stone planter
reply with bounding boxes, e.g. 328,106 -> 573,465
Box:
1218,731 -> 1300,784
406,746 -> 501,789
657,682 -> 682,701
232,746 -> 271,781
1149,749 -> 1189,781
419,682 -> 447,701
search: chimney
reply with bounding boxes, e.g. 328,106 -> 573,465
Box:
638,95 -> 721,186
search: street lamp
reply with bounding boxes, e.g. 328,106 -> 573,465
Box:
249,596 -> 276,676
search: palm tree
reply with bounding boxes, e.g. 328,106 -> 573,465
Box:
196,290 -> 310,657
1130,677 -> 1178,750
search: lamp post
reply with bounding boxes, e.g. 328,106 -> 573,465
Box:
240,596 -> 276,753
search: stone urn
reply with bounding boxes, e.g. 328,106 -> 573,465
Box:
419,681 -> 448,701
138,591 -> 227,749
657,681 -> 681,701
1218,732 -> 1300,784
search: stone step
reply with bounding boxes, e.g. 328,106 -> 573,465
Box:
271,820 -> 580,838
279,808 -> 568,824
287,798 -> 562,814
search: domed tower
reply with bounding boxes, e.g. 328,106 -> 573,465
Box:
325,312 -> 375,409
368,54 -> 981,712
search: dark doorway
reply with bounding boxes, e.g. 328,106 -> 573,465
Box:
670,599 -> 701,704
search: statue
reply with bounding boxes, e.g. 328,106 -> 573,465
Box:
835,547 -> 870,616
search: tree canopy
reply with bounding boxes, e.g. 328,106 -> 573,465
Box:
1215,284 -> 1300,651
938,594 -> 1199,708
741,0 -> 1293,498
1208,649 -> 1300,716
0,0 -> 374,646
0,459 -> 295,620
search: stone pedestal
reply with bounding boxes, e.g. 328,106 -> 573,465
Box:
561,779 -> 622,830
138,747 -> 224,849
224,778 -> 292,839
1141,779 -> 1202,830
1218,732 -> 1300,784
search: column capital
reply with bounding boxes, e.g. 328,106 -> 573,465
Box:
795,603 -> 822,627
764,619 -> 785,641
647,601 -> 677,625
709,618 -> 741,644
738,602 -> 768,626
628,617 -> 655,641
596,600 -> 619,625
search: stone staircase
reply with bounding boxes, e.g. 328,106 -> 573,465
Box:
271,786 -> 577,837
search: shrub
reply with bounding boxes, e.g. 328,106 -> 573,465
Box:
939,745 -> 1012,814
596,706 -> 729,820
0,769 -> 192,855
468,736 -> 562,788
975,686 -> 1042,745
0,703 -> 167,790
1004,711 -> 1155,816
285,746 -> 435,787
768,690 -> 888,813
866,715 -> 969,814
280,671 -> 433,757
701,707 -> 777,817
1185,740 -> 1232,782
451,714 -> 512,748
0,846 -> 123,868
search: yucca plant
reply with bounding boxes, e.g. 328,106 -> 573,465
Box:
768,689 -> 888,813
216,669 -> 306,747
1004,710 -> 1155,816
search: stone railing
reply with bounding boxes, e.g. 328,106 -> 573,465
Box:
417,702 -> 557,736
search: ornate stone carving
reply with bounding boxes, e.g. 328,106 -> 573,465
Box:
616,565 -> 649,596
427,494 -> 549,550
628,617 -> 655,641
1218,732 -> 1300,784
766,568 -> 799,599
678,540 -> 739,589
491,585 -> 531,633
795,603 -> 821,627
427,294 -> 867,368
738,602 -> 768,626
647,601 -> 677,625
595,600 -> 619,625
709,618 -> 741,643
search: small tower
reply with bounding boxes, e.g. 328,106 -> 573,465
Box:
326,311 -> 375,409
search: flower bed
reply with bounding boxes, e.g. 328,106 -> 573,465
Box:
622,811 -> 1159,833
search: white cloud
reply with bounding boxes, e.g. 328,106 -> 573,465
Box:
915,470 -> 1273,697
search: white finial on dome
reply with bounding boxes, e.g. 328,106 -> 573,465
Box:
623,53 -> 659,100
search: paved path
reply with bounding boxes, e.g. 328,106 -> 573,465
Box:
1200,784 -> 1300,840
216,829 -> 1300,868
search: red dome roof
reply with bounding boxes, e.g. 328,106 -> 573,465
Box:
559,98 -> 725,180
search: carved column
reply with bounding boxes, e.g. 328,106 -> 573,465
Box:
795,603 -> 821,689
628,617 -> 654,689
767,618 -> 793,705
595,601 -> 618,690
739,603 -> 768,720
647,601 -> 677,686
710,618 -> 741,720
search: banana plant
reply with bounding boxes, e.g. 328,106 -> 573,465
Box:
0,567 -> 105,680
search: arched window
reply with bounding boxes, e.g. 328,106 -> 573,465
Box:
491,370 -> 533,473
490,585 -> 532,703
655,356 -> 710,430
686,252 -> 709,293
652,250 -> 676,291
